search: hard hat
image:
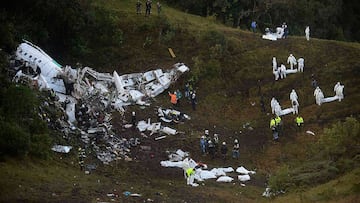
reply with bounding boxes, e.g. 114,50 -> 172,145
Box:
205,130 -> 209,135
234,139 -> 238,143
208,140 -> 212,143
132,111 -> 135,116
201,136 -> 205,139
222,142 -> 226,145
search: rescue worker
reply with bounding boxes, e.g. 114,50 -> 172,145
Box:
136,0 -> 142,14
168,91 -> 177,107
297,57 -> 305,72
280,63 -> 287,79
220,142 -> 228,161
305,26 -> 310,41
208,140 -> 215,159
176,89 -> 182,107
275,115 -> 282,137
184,83 -> 190,99
272,57 -> 277,72
290,89 -> 298,103
145,0 -> 152,17
191,90 -> 197,110
295,115 -> 304,132
292,99 -> 299,115
270,117 -> 279,141
232,139 -> 240,159
156,1 -> 161,15
335,83 -> 344,101
78,147 -> 86,171
186,167 -> 196,186
287,54 -> 297,70
200,136 -> 206,155
273,66 -> 280,81
213,133 -> 219,152
131,111 -> 137,127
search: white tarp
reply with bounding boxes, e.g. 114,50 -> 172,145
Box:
238,174 -> 251,182
216,176 -> 234,182
236,166 -> 256,175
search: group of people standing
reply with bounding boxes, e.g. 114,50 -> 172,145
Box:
169,82 -> 197,110
199,130 -> 240,161
272,54 -> 305,81
136,0 -> 162,16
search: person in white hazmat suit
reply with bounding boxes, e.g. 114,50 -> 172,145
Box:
271,97 -> 279,114
287,54 -> 297,70
292,99 -> 299,114
272,57 -> 277,72
314,87 -> 324,105
273,67 -> 280,81
334,82 -> 344,101
280,63 -> 287,79
186,167 -> 197,186
305,26 -> 310,41
290,89 -> 298,103
274,103 -> 282,116
297,57 -> 304,72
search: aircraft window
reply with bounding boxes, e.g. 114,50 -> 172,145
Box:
29,55 -> 32,58
38,60 -> 42,63
19,50 -> 23,53
24,53 -> 27,55
34,58 -> 37,61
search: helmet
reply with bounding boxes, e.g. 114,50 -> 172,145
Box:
205,130 -> 209,135
132,111 -> 135,116
234,139 -> 238,143
208,140 -> 212,144
201,136 -> 205,139
222,142 -> 226,145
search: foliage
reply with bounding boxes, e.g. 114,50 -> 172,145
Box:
163,0 -> 360,42
0,121 -> 30,156
268,118 -> 360,194
0,82 -> 51,158
268,165 -> 291,194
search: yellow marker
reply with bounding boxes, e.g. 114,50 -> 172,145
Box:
168,48 -> 176,58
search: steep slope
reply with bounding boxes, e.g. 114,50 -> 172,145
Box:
0,0 -> 359,202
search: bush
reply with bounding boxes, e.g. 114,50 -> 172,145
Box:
268,165 -> 292,194
0,121 -> 30,156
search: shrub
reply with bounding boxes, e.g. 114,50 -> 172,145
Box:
0,121 -> 30,156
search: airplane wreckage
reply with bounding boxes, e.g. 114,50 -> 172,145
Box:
10,40 -> 189,164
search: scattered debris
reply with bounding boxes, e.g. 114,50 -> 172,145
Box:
11,40 -> 189,165
51,145 -> 72,153
306,130 -> 315,136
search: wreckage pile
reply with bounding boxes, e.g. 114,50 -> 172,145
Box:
10,40 -> 189,164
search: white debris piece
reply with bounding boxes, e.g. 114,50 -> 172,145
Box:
262,27 -> 284,41
236,166 -> 256,175
65,101 -> 76,124
306,130 -> 315,136
15,40 -> 66,93
160,160 -> 185,168
216,176 -> 234,183
238,174 -> 251,182
51,145 -> 72,153
262,187 -> 272,197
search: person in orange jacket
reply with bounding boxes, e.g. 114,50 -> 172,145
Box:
168,91 -> 177,106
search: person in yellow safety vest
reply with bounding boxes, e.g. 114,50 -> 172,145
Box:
186,167 -> 196,186
275,115 -> 282,136
270,117 -> 279,141
295,115 -> 304,132
168,91 -> 177,106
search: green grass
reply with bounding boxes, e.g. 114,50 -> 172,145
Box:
1,0 -> 360,202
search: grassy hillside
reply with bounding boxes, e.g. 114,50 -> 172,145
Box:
0,0 -> 359,202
